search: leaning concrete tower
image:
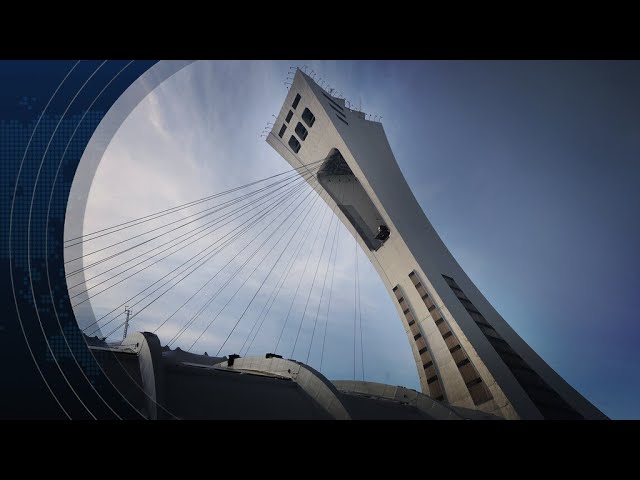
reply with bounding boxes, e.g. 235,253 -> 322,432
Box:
266,69 -> 606,420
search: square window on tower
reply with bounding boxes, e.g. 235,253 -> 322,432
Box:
302,107 -> 315,127
295,122 -> 308,141
292,93 -> 301,109
288,135 -> 301,153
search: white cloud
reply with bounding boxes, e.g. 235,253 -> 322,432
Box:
78,60 -> 419,391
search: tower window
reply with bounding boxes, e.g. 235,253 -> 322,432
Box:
302,107 -> 315,127
457,358 -> 471,367
442,274 -> 458,288
322,91 -> 343,111
285,110 -> 293,123
295,122 -> 308,141
278,124 -> 287,138
335,114 -> 349,126
292,93 -> 301,109
329,103 -> 345,117
288,135 -> 301,153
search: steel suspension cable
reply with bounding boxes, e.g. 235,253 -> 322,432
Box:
65,158 -> 325,244
319,218 -> 341,373
68,170 -> 317,296
65,169 -> 319,278
227,188 -> 326,356
74,176 -> 312,310
241,190 -> 328,357
158,178 -> 323,344
305,214 -> 340,364
273,200 -> 332,354
84,179 -> 310,337
357,242 -> 364,381
99,181 -> 312,337
353,234 -> 358,381
65,167 -> 319,264
209,186 -> 326,356
290,206 -> 337,359
178,181 -> 321,351
97,181 -> 313,340
156,190 -> 318,340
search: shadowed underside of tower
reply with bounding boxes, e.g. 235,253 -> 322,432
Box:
265,69 -> 606,420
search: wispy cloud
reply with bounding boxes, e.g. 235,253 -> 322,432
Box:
79,60 -> 418,390
76,60 -> 640,419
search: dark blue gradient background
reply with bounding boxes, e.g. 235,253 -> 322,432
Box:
0,60 -> 158,419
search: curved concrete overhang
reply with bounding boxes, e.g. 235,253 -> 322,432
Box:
88,331 -> 167,419
66,60 -> 195,336
215,356 -> 351,420
332,380 -> 502,420
87,332 -> 503,420
126,332 -> 166,420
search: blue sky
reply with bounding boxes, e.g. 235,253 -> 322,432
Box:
77,60 -> 640,419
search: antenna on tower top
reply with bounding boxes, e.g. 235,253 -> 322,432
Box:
123,306 -> 132,341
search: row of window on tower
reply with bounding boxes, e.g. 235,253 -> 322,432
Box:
441,274 -> 583,419
277,93 -> 316,154
321,91 -> 349,125
392,285 -> 444,401
391,272 -> 495,406
408,271 -> 493,406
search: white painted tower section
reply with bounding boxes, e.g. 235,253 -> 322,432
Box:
266,70 -> 606,420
